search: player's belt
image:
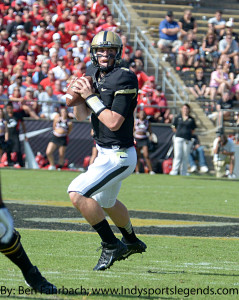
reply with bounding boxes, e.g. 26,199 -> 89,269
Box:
100,145 -> 129,150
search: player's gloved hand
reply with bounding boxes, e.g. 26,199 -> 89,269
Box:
0,206 -> 14,243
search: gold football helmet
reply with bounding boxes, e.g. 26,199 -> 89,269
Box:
90,31 -> 123,71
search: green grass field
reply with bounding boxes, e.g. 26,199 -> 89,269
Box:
0,169 -> 239,300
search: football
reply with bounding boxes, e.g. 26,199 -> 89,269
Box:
0,223 -> 6,239
65,76 -> 93,107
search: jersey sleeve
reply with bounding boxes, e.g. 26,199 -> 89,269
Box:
111,68 -> 138,117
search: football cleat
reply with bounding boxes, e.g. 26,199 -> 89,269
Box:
24,266 -> 57,294
93,239 -> 127,271
121,237 -> 147,259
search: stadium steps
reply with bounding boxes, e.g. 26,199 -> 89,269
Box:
110,0 -> 219,168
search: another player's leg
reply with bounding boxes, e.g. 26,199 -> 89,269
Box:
0,230 -> 57,293
69,192 -> 127,271
0,178 -> 57,294
104,200 -> 147,259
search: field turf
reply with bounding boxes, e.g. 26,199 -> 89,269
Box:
0,169 -> 239,299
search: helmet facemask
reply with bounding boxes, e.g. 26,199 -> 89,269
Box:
90,31 -> 123,72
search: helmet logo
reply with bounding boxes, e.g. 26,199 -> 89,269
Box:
98,41 -> 112,46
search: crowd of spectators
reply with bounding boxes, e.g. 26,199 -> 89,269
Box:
157,9 -> 239,124
0,0 -> 172,123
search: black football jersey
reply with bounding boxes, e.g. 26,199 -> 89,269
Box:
86,64 -> 138,148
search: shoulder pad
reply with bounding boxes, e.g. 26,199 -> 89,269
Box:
111,67 -> 138,90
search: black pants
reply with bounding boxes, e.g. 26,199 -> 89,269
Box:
7,136 -> 24,167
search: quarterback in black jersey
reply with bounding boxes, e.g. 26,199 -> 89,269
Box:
67,31 -> 146,271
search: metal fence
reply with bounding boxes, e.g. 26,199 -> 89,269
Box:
107,0 -> 190,104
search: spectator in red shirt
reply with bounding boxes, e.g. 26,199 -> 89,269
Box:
40,70 -> 56,90
3,7 -> 15,26
71,58 -> 86,77
0,55 -> 8,76
177,39 -> 197,68
37,20 -> 54,44
87,19 -> 97,40
30,2 -> 43,26
57,23 -> 71,48
23,52 -> 37,75
91,0 -> 111,20
0,1 -> 10,11
63,48 -> 74,72
66,35 -> 79,50
121,35 -> 133,58
28,31 -> 38,49
141,76 -> 156,97
129,60 -> 149,90
95,9 -> 108,27
78,11 -> 89,27
74,0 -> 87,15
39,0 -> 57,14
54,7 -> 71,28
6,41 -> 24,69
137,90 -> 159,121
22,73 -> 38,91
16,25 -> 28,43
48,32 -> 63,49
22,7 -> 33,23
98,14 -> 118,33
0,30 -> 11,52
53,79 -> 64,101
64,12 -> 82,36
57,1 -> 69,17
153,85 -> 173,123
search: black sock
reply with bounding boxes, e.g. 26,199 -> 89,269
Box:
0,231 -> 33,277
92,219 -> 118,244
118,221 -> 138,243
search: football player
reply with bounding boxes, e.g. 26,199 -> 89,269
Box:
68,31 -> 147,271
0,176 -> 57,294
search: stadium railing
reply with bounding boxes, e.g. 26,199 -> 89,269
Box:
106,0 -> 190,104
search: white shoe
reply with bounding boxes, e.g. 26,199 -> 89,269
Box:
169,171 -> 177,176
228,173 -> 236,179
48,165 -> 56,170
200,166 -> 208,173
190,165 -> 197,173
225,170 -> 230,176
149,171 -> 155,175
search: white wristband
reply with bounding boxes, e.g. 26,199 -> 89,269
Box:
85,95 -> 106,116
